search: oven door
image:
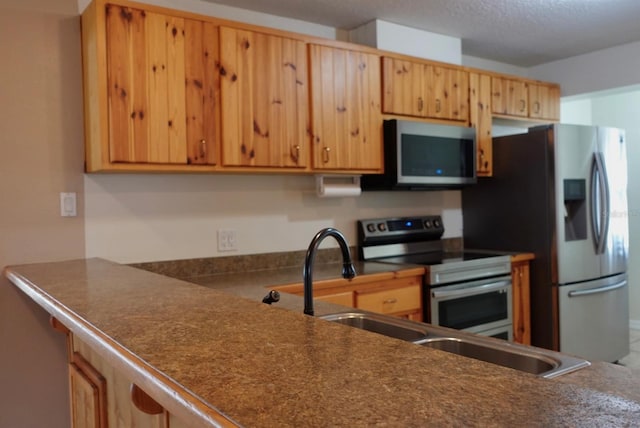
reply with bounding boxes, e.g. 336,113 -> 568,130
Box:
430,275 -> 512,336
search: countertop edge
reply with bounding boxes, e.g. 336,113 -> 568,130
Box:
3,265 -> 239,428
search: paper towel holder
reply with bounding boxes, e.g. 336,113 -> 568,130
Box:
316,174 -> 362,198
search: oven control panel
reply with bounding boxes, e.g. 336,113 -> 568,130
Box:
357,215 -> 444,246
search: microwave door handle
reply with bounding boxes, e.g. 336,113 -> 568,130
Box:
431,280 -> 511,299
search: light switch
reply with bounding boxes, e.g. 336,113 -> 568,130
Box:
60,192 -> 77,217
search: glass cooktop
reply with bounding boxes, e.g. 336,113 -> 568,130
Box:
379,251 -> 507,267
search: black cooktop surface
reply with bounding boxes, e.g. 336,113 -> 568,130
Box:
379,250 -> 506,266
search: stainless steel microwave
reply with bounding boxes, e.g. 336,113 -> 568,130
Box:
361,119 -> 476,190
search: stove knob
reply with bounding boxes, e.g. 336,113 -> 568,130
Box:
424,220 -> 432,229
377,223 -> 387,232
433,218 -> 442,228
366,223 -> 376,233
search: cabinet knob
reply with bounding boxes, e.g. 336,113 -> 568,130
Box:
200,139 -> 206,157
322,146 -> 331,163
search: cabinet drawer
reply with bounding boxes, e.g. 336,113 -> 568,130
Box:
316,291 -> 354,307
356,285 -> 421,315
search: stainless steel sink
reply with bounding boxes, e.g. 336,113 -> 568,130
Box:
320,312 -> 430,343
320,311 -> 590,378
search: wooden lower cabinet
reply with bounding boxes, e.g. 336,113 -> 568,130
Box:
273,274 -> 423,321
62,333 -> 195,428
356,282 -> 422,320
512,259 -> 532,345
69,353 -> 108,428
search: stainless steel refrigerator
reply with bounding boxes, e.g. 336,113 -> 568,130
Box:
462,124 -> 629,362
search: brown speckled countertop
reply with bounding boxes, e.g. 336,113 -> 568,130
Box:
5,258 -> 640,427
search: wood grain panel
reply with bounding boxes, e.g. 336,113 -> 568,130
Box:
382,57 -> 424,117
492,76 -> 528,117
512,261 -> 532,345
356,285 -> 421,315
184,20 -> 219,165
469,72 -> 493,176
145,12 -> 170,163
310,45 -> 382,171
165,15 -> 187,163
220,27 -> 308,167
529,83 -> 560,121
74,338 -> 169,428
106,4 -> 135,162
426,66 -> 468,122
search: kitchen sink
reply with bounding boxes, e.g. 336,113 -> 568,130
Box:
419,337 -> 561,376
320,311 -> 590,378
320,312 -> 430,343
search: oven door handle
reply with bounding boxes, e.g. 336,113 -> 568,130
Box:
431,280 -> 511,299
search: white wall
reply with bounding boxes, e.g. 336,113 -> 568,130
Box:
462,55 -> 529,77
0,1 -> 86,427
86,174 -> 461,263
560,97 -> 593,125
530,40 -> 640,97
350,20 -> 462,65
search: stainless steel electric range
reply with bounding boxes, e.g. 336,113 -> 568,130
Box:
357,215 -> 514,340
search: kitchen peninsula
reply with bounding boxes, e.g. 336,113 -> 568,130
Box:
5,258 -> 640,427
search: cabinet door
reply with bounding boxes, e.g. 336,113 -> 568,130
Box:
219,26 -> 308,168
529,83 -> 560,121
69,353 -> 108,428
316,290 -> 354,307
105,5 -> 218,165
310,45 -> 382,171
469,72 -> 493,176
382,57 -> 425,117
425,65 -> 468,122
512,261 -> 531,345
491,76 -> 528,117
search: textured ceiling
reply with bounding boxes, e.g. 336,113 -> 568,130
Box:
202,0 -> 640,67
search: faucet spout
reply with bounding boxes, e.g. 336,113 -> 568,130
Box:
303,228 -> 356,316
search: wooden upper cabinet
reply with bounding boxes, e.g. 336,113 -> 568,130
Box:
469,72 -> 493,176
309,45 -> 382,171
219,26 -> 309,168
529,83 -> 560,121
425,65 -> 469,122
382,57 -> 425,117
382,57 -> 468,122
103,5 -> 218,166
491,76 -> 529,117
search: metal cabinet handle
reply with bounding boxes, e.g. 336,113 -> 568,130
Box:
435,99 -> 441,113
383,298 -> 398,304
568,280 -> 626,298
432,280 -> 511,299
418,97 -> 424,112
293,144 -> 300,163
322,146 -> 331,163
520,99 -> 526,112
534,101 -> 540,114
199,139 -> 206,157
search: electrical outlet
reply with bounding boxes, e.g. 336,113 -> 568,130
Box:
217,229 -> 238,252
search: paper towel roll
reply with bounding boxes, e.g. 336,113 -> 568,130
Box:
316,175 -> 362,198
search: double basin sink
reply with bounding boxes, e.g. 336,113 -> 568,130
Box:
320,311 -> 590,378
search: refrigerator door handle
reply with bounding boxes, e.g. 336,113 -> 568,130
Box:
598,152 -> 611,254
567,280 -> 627,298
590,153 -> 609,254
